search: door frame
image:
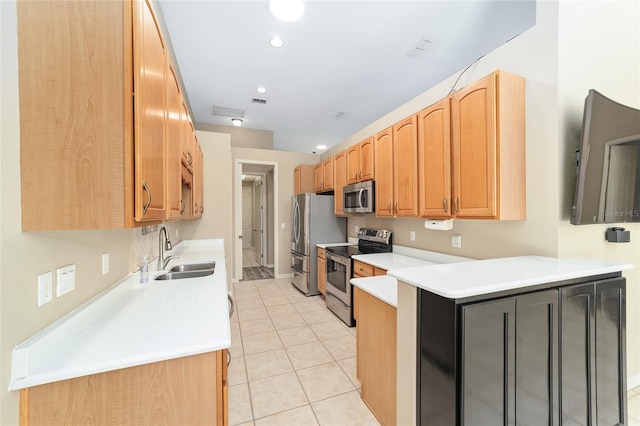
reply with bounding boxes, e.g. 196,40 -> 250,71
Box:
234,159 -> 278,281
249,172 -> 267,266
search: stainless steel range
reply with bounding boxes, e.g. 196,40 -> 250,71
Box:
325,228 -> 392,326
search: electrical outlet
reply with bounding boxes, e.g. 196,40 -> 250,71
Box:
102,253 -> 109,275
37,272 -> 53,307
410,231 -> 416,241
355,225 -> 360,233
56,264 -> 76,297
175,228 -> 180,239
451,234 -> 462,249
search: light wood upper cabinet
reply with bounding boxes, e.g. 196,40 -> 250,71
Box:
181,102 -> 195,173
347,137 -> 375,185
18,0 -> 201,230
374,127 -> 394,217
192,139 -> 204,218
166,65 -> 183,219
333,150 -> 347,216
393,116 -> 419,217
314,157 -> 335,193
451,70 -> 525,219
294,164 -> 315,195
133,0 -> 167,222
418,98 -> 452,218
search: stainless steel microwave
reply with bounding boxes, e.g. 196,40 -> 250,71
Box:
343,181 -> 375,214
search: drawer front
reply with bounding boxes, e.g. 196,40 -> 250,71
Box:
353,260 -> 374,277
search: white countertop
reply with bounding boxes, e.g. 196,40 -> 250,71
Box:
10,239 -> 230,391
351,275 -> 398,307
316,242 -> 352,249
388,255 -> 633,299
352,252 -> 439,270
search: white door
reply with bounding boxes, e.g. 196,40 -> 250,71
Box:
242,186 -> 252,248
253,179 -> 264,265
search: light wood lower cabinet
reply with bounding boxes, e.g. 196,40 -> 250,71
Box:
317,247 -> 326,296
356,288 -> 397,426
19,351 -> 228,426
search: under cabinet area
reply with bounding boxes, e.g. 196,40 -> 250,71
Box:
18,0 -> 203,230
416,274 -> 627,426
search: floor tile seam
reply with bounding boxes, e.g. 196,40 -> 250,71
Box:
228,381 -> 256,426
250,403 -> 315,424
335,357 -> 361,389
238,315 -> 277,337
316,334 -> 353,363
246,370 -> 311,420
293,360 -> 357,402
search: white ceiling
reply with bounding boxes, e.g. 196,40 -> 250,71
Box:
158,0 -> 536,154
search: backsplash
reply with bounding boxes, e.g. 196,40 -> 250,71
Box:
133,223 -> 182,271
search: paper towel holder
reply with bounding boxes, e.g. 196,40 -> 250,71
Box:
424,219 -> 454,231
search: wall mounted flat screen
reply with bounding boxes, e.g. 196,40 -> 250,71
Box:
571,90 -> 640,225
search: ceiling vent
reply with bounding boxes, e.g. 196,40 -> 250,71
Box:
406,38 -> 433,59
212,105 -> 245,118
333,111 -> 346,120
252,98 -> 267,104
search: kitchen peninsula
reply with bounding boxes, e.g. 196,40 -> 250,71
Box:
10,240 -> 230,425
385,256 -> 632,426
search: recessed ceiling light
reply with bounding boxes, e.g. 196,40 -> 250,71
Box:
269,36 -> 284,48
257,86 -> 267,94
268,0 -> 304,23
231,118 -> 243,127
316,145 -> 327,150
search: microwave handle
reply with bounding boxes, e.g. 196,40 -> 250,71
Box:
358,189 -> 365,209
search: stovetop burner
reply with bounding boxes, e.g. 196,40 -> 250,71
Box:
325,228 -> 392,258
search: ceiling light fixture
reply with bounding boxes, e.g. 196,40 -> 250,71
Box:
231,118 -> 243,127
257,86 -> 267,94
316,145 -> 327,150
268,0 -> 304,23
269,36 -> 284,48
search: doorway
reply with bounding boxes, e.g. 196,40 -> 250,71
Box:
234,160 -> 278,282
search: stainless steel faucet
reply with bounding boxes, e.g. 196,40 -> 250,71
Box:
158,226 -> 177,269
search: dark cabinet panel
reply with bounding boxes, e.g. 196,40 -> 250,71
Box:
461,298 -> 515,425
515,290 -> 560,426
560,277 -> 627,426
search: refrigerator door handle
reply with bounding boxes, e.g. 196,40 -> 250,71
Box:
294,200 -> 301,245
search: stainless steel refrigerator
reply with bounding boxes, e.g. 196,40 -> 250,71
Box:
291,193 -> 346,296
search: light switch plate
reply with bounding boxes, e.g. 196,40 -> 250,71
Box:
37,272 -> 53,307
410,231 -> 416,241
451,234 -> 462,249
102,253 -> 109,275
56,264 -> 76,297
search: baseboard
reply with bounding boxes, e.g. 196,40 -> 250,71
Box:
275,273 -> 292,279
628,374 -> 640,390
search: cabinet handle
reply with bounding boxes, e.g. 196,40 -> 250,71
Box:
180,199 -> 185,214
388,202 -> 392,212
394,202 -> 398,213
443,198 -> 448,213
228,293 -> 235,319
187,152 -> 193,165
454,197 -> 459,213
227,349 -> 231,367
200,206 -> 204,214
142,181 -> 151,215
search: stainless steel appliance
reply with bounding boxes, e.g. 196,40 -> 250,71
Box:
291,193 -> 346,296
325,228 -> 392,326
343,181 -> 375,214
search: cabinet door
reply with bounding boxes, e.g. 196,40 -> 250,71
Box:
314,163 -> 324,193
461,298 -> 515,425
347,144 -> 360,184
359,136 -> 375,181
451,73 -> 497,218
181,102 -> 195,171
418,99 -> 452,218
375,127 -> 394,217
323,157 -> 334,190
294,166 -> 302,195
192,140 -> 203,218
595,278 -> 626,426
317,256 -> 326,295
166,65 -> 182,219
133,0 -> 167,221
393,115 -> 419,217
561,283 -> 596,426
334,151 -> 347,216
515,290 -> 560,426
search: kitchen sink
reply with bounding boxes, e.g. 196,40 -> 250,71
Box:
154,269 -> 214,281
169,262 -> 216,273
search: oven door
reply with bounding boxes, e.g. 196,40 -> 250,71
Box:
325,251 -> 352,306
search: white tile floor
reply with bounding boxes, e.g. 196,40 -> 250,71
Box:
228,277 -> 379,426
229,277 -> 640,425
